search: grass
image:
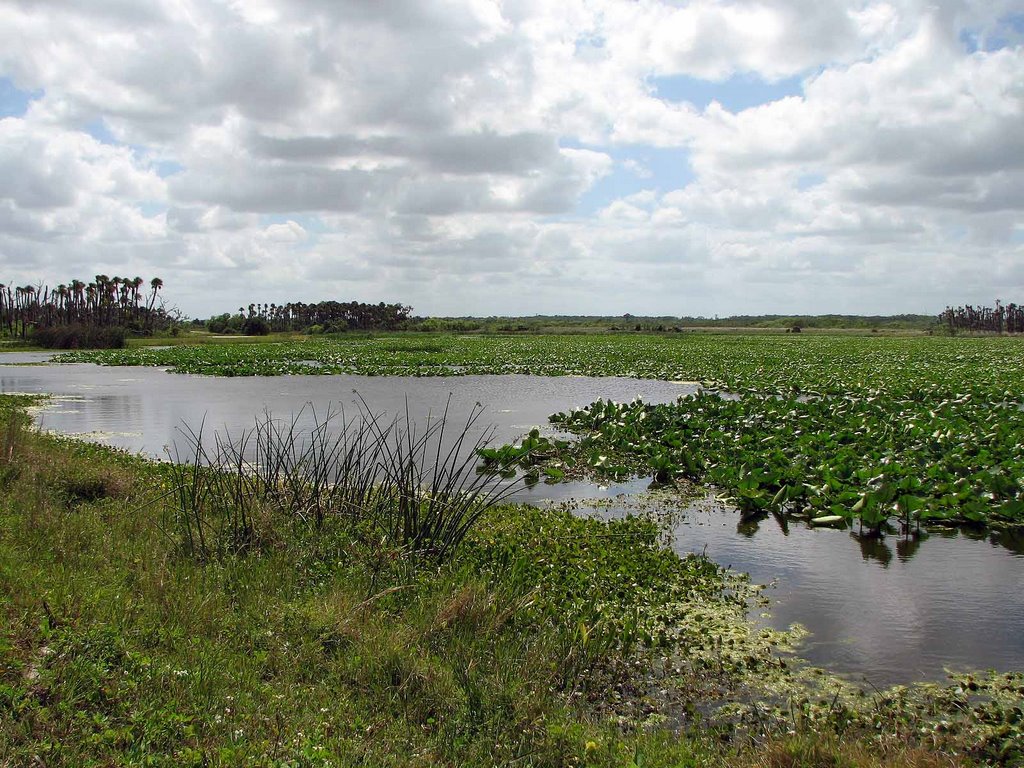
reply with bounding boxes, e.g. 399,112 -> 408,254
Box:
735,735 -> 965,768
164,400 -> 520,563
1,395 -> 1020,766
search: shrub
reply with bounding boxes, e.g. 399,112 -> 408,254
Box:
206,313 -> 245,333
242,316 -> 270,336
164,400 -> 520,563
31,324 -> 126,349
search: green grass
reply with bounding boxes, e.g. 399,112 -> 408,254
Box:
0,397 -> 741,766
1,395 -> 1021,765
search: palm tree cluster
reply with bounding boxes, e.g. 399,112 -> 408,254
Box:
208,300 -> 412,334
0,276 -> 165,339
939,300 -> 1024,334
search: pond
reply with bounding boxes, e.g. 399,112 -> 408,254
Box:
2,353 -> 1023,688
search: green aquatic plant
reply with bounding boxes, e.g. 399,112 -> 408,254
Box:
536,389 -> 1024,531
53,332 -> 1024,398
476,428 -> 568,476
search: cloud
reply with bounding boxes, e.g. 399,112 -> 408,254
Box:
261,220 -> 307,243
0,118 -> 167,280
0,0 -> 1021,316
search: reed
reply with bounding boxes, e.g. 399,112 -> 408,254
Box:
164,397 -> 521,563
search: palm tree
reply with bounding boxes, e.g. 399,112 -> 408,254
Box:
131,277 -> 144,323
144,277 -> 163,330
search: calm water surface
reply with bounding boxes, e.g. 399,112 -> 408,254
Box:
0,355 -> 694,501
582,495 -> 1024,687
2,354 -> 1023,687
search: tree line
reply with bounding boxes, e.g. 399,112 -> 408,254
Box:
939,301 -> 1024,334
0,276 -> 165,342
205,300 -> 412,335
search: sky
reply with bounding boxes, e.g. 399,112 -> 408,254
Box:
0,0 -> 1022,319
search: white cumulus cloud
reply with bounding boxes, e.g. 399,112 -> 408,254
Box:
0,0 -> 1021,316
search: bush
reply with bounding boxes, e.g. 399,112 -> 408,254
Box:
31,324 -> 126,349
166,402 -> 519,563
242,316 -> 270,336
206,313 -> 246,334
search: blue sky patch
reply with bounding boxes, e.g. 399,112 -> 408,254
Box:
154,160 -> 185,178
85,118 -> 119,145
574,32 -> 605,52
650,73 -> 803,113
0,77 -> 42,118
567,141 -> 694,216
959,28 -> 981,54
796,173 -> 826,191
989,13 -> 1024,50
960,13 -> 1024,53
138,201 -> 167,218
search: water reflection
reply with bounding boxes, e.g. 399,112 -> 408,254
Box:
926,525 -> 1024,556
855,533 -> 893,567
895,534 -> 923,562
736,516 -> 764,538
578,493 -> 1024,686
988,527 -> 1024,554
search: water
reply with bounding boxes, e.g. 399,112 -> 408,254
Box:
0,355 -> 694,496
582,494 -> 1024,687
2,354 -> 1023,686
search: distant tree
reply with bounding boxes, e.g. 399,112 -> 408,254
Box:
220,298 -> 413,334
940,300 -> 1023,334
0,275 -> 171,344
242,316 -> 270,336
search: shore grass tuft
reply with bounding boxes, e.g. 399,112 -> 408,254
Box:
164,399 -> 520,564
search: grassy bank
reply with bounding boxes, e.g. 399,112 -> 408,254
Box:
0,396 -> 1019,766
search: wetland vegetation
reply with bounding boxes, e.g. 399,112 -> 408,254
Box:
53,332 -> 1021,392
2,393 -> 1023,766
5,329 -> 1024,765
